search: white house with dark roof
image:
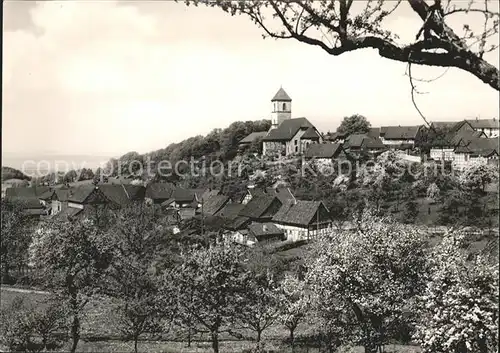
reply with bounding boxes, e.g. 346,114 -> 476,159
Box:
453,138 -> 499,170
466,118 -> 499,138
272,200 -> 332,242
379,125 -> 426,149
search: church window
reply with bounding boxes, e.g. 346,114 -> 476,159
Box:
282,103 -> 286,110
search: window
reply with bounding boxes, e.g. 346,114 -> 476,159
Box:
295,146 -> 298,153
294,140 -> 298,145
282,102 -> 286,110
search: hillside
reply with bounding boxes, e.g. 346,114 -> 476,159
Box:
100,119 -> 271,179
1,166 -> 31,181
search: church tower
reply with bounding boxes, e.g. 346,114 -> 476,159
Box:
270,87 -> 292,130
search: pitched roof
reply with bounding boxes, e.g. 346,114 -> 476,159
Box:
433,129 -> 486,148
98,184 -> 145,206
216,203 -> 246,220
344,134 -> 368,148
247,222 -> 284,240
364,137 -> 386,149
430,121 -> 464,131
271,87 -> 292,102
466,118 -> 499,130
238,195 -> 281,219
145,183 -> 176,200
381,125 -> 422,140
55,188 -> 70,202
301,127 -> 321,140
239,131 -> 268,144
266,187 -> 296,204
247,187 -> 296,204
173,187 -> 196,203
367,127 -> 381,138
305,143 -> 342,159
67,185 -> 96,203
324,131 -> 349,142
54,206 -> 84,220
228,216 -> 251,230
454,138 -> 499,156
5,186 -> 50,199
17,198 -> 44,209
263,118 -> 314,141
38,189 -> 55,200
202,189 -> 220,200
272,200 -> 330,227
201,195 -> 230,216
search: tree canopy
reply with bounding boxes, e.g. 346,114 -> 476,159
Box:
336,114 -> 371,135
189,0 -> 499,90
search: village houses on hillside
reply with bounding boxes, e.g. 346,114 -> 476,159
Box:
239,87 -> 499,169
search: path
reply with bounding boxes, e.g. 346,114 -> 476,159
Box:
1,285 -> 50,295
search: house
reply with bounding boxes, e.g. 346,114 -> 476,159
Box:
427,120 -> 483,161
304,143 -> 347,166
379,125 -> 426,151
5,186 -> 51,218
238,131 -> 268,150
57,184 -> 145,219
247,222 -> 285,243
20,198 -> 48,218
240,185 -> 295,205
263,117 -> 323,157
162,187 -> 207,209
238,195 -> 283,222
230,222 -> 285,247
38,187 -> 70,216
466,118 -> 499,138
5,186 -> 50,201
323,131 -> 349,143
453,138 -> 499,170
272,200 -> 332,242
215,203 -> 249,231
144,182 -> 176,205
199,194 -> 231,216
343,134 -> 386,155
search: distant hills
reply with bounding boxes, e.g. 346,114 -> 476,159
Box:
1,166 -> 31,181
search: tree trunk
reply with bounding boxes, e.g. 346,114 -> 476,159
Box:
134,335 -> 139,353
211,331 -> 219,353
256,328 -> 262,342
289,326 -> 295,345
69,314 -> 80,353
187,327 -> 191,347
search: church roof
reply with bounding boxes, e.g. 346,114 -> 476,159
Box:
263,117 -> 314,141
271,87 -> 292,102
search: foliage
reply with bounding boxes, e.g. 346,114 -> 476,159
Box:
190,0 -> 500,91
336,114 -> 371,136
459,163 -> 498,194
275,274 -> 309,344
306,212 -> 430,352
166,241 -> 248,353
415,232 -> 499,353
426,182 -> 440,202
237,270 -> 280,342
29,217 -> 113,353
1,166 -> 31,181
0,296 -> 67,353
1,199 -> 36,283
105,204 -> 174,353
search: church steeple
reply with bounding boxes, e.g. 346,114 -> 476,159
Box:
270,87 -> 292,130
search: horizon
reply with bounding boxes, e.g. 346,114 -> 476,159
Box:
2,0 -> 499,162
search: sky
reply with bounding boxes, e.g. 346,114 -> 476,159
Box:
2,0 -> 499,163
